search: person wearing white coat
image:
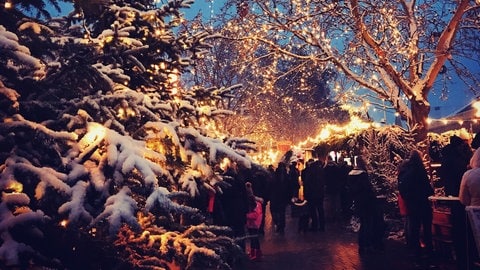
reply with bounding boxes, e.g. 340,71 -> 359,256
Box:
458,147 -> 480,269
460,147 -> 480,206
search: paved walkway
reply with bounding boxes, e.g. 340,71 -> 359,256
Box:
238,205 -> 458,270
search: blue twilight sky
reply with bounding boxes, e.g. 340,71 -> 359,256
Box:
48,1 -> 477,122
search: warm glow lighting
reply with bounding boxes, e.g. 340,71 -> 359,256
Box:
251,115 -> 373,165
117,107 -> 125,118
7,181 -> 23,193
60,219 -> 68,228
426,118 -> 432,124
318,129 -> 331,140
473,101 -> 480,117
220,157 -> 230,171
79,123 -> 106,149
168,73 -> 179,84
4,1 -> 12,9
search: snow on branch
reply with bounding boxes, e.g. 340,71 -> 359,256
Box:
91,186 -> 140,235
145,187 -> 198,215
75,122 -> 172,188
179,126 -> 252,169
18,21 -> 54,35
1,114 -> 78,141
144,121 -> 181,146
0,194 -> 46,231
0,193 -> 47,266
0,233 -> 35,267
116,221 -> 236,270
0,26 -> 44,77
224,137 -> 258,152
0,156 -> 71,200
58,181 -> 93,224
104,125 -> 172,186
92,63 -> 130,88
142,226 -> 224,269
178,169 -> 200,197
0,81 -> 20,110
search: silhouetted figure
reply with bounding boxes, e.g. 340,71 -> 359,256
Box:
288,162 -> 301,199
471,132 -> 480,149
347,156 -> 384,254
398,150 -> 434,262
269,162 -> 290,233
325,156 -> 342,222
219,162 -> 248,251
337,158 -> 353,222
250,168 -> 269,235
440,135 -> 472,269
440,135 -> 472,196
302,159 -> 325,231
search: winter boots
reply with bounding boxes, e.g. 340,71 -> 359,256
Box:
248,248 -> 263,261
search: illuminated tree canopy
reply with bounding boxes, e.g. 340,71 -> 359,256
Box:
206,0 -> 480,141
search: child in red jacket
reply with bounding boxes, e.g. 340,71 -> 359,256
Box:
246,182 -> 263,261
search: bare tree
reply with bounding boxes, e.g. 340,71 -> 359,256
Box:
206,0 -> 480,142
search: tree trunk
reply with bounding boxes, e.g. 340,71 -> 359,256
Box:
410,98 -> 430,142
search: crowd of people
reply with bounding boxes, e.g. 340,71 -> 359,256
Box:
196,132 -> 480,268
398,132 -> 480,269
198,153 -> 389,262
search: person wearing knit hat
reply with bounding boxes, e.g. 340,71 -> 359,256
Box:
245,181 -> 263,261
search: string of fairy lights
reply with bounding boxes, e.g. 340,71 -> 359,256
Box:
4,1 -> 12,9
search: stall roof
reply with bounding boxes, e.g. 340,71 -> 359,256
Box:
428,97 -> 480,134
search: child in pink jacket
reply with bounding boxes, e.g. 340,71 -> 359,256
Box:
246,182 -> 263,261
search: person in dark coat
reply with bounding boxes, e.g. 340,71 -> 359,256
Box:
337,157 -> 353,222
288,162 -> 301,199
324,156 -> 342,222
439,134 -> 473,269
471,132 -> 480,150
398,150 -> 434,261
347,155 -> 384,254
250,168 -> 269,235
269,162 -> 290,233
440,135 -> 472,196
219,162 -> 248,251
302,159 -> 325,231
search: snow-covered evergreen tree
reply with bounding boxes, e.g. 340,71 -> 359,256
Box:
0,0 -> 254,268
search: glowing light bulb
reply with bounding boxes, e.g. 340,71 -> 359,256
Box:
79,123 -> 106,149
60,219 -> 68,228
7,181 -> 23,193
